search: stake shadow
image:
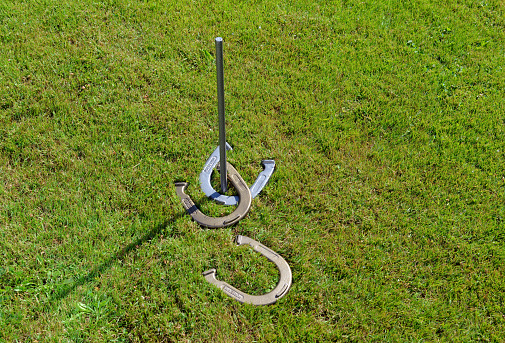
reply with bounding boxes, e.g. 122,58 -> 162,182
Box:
49,211 -> 187,303
49,193 -> 236,304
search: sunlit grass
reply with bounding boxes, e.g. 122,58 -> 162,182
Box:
1,0 -> 504,341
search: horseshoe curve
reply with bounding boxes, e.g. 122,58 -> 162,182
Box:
199,145 -> 275,206
175,162 -> 252,228
203,235 -> 292,305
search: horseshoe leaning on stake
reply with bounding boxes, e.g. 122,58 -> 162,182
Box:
175,162 -> 252,228
199,144 -> 275,206
203,235 -> 292,305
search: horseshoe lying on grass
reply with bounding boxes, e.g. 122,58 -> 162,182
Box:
203,235 -> 292,305
199,144 -> 275,206
175,162 -> 252,228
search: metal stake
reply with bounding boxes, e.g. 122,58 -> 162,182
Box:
215,37 -> 227,194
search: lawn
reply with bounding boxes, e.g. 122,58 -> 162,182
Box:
1,0 -> 504,341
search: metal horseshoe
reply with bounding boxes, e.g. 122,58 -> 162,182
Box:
203,235 -> 292,305
199,144 -> 275,205
175,162 -> 252,228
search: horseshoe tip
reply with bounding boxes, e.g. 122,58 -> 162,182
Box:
261,160 -> 276,166
175,181 -> 189,190
235,235 -> 244,245
202,268 -> 216,276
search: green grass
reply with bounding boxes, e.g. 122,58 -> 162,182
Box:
1,0 -> 504,341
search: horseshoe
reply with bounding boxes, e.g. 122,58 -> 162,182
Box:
200,144 -> 275,205
203,235 -> 292,305
175,162 -> 252,228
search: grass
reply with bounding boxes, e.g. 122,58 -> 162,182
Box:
1,0 -> 504,341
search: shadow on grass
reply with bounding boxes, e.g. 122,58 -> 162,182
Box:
49,211 -> 188,303
49,194 -> 237,304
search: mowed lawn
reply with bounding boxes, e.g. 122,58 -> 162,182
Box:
1,0 -> 504,341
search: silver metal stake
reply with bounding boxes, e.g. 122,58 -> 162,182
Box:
216,37 -> 227,193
